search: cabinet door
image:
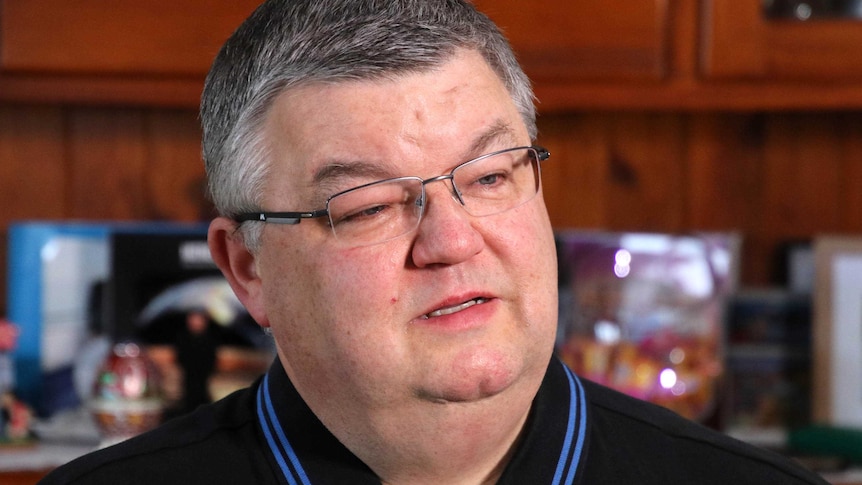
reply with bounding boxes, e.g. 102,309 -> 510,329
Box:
0,0 -> 259,75
702,0 -> 862,80
472,0 -> 671,82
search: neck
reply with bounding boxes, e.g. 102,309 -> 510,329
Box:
278,353 -> 546,484
361,394 -> 533,485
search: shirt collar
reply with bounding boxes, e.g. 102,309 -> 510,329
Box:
257,357 -> 588,484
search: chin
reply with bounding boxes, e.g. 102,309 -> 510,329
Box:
421,344 -> 543,404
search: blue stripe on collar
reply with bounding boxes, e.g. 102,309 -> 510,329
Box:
552,362 -> 588,485
257,360 -> 587,485
257,373 -> 312,485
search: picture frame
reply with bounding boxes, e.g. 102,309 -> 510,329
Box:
812,236 -> 862,427
722,289 -> 812,438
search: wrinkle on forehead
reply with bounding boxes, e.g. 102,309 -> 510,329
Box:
263,49 -> 528,209
312,118 -> 521,187
310,159 -> 401,204
465,120 -> 519,157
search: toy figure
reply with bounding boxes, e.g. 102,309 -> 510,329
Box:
0,318 -> 18,395
0,318 -> 32,443
174,310 -> 218,414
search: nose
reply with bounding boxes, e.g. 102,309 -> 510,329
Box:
410,180 -> 483,268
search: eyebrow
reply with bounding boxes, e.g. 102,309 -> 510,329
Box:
463,120 -> 519,159
312,160 -> 395,186
306,160 -> 396,207
307,119 -> 520,199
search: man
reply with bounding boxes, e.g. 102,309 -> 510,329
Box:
42,1 -> 828,484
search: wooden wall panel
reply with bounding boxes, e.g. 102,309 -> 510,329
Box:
539,114 -> 612,228
0,107 -> 210,314
761,114 -> 845,236
538,111 -> 862,286
603,114 -> 688,231
3,107 -> 862,315
685,115 -> 767,283
686,115 -> 765,229
841,115 -> 862,233
144,110 -> 211,221
540,113 -> 689,232
0,106 -> 65,315
66,109 -> 149,219
63,109 -> 210,222
0,106 -> 66,221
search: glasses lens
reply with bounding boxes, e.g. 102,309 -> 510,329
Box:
452,147 -> 540,217
326,178 -> 424,246
323,147 -> 541,247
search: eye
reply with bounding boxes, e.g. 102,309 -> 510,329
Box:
326,178 -> 422,233
468,169 -> 512,191
334,204 -> 389,226
476,172 -> 503,186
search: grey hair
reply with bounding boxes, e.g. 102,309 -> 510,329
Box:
200,0 -> 537,252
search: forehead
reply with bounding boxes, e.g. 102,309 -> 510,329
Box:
259,49 -> 528,202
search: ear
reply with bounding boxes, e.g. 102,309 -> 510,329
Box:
208,217 -> 270,328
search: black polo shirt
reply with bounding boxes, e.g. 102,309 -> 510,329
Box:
40,357 -> 828,484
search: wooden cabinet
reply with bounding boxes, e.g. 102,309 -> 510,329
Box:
0,0 -> 260,106
1,1 -> 259,75
4,0 -> 862,110
703,0 -> 862,81
481,0 -> 862,111
472,0 -> 670,82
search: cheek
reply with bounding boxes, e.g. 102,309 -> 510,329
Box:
260,240 -> 406,348
313,247 -> 412,356
499,205 -> 556,278
256,237 -> 327,336
492,203 -> 558,325
324,246 -> 405,305
265,244 -> 413,401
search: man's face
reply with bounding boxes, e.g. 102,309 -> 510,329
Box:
250,49 -> 557,417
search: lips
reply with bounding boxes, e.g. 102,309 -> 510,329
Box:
422,297 -> 489,320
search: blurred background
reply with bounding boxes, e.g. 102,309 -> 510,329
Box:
3,0 -> 862,482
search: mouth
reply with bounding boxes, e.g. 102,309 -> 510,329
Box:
421,297 -> 490,320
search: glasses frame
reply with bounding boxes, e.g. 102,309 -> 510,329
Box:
234,145 -> 550,233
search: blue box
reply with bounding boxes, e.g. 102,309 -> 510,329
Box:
7,221 -> 211,416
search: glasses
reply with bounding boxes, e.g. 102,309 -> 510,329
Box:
235,145 -> 550,247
